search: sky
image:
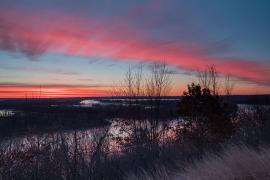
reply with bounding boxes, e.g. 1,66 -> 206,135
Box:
0,0 -> 270,97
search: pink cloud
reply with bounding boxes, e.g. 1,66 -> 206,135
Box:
0,8 -> 269,86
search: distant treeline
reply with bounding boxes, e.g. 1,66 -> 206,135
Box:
223,95 -> 270,105
0,94 -> 269,105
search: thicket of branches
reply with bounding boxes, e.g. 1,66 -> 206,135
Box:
178,65 -> 238,143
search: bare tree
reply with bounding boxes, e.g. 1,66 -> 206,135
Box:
111,62 -> 172,153
112,62 -> 171,100
198,68 -> 211,90
223,74 -> 234,97
134,64 -> 144,97
209,65 -> 219,95
198,65 -> 219,95
145,62 -> 172,98
125,66 -> 135,98
145,62 -> 172,125
144,62 -> 172,148
111,64 -> 144,98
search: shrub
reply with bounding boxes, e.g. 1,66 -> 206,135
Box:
178,83 -> 237,142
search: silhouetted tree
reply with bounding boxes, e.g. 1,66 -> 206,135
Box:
178,83 -> 237,142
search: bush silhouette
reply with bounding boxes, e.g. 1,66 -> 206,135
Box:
178,83 -> 237,142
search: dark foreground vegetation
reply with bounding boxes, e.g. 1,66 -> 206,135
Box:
0,64 -> 270,180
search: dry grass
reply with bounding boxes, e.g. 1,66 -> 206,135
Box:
177,144 -> 270,180
126,144 -> 270,180
126,165 -> 171,180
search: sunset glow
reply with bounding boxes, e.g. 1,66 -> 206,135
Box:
0,85 -> 109,98
0,1 -> 269,97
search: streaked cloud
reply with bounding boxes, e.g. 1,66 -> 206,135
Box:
0,8 -> 269,86
77,78 -> 94,82
0,65 -> 79,75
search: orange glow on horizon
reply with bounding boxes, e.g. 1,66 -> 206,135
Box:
1,83 -> 270,98
0,86 -> 109,98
